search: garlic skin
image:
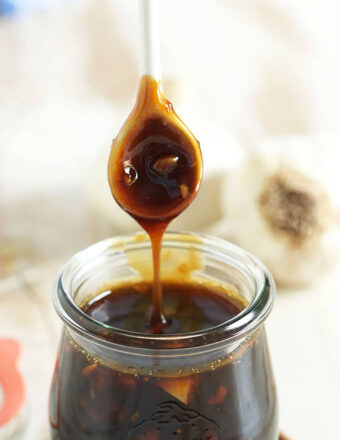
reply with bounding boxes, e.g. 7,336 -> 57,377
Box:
224,135 -> 340,286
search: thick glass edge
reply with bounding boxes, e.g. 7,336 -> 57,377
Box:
53,231 -> 276,352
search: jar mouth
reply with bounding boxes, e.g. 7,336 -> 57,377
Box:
54,231 -> 275,351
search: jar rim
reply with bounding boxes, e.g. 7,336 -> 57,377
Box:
53,231 -> 275,351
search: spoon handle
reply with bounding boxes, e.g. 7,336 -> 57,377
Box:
139,0 -> 161,80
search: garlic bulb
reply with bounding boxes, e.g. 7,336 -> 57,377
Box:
223,135 -> 340,286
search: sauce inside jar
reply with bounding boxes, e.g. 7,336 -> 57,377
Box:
50,280 -> 278,440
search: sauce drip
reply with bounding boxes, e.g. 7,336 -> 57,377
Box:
108,75 -> 202,332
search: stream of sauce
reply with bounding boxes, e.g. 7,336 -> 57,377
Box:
108,75 -> 202,332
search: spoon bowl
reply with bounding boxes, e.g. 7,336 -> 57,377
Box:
108,75 -> 202,223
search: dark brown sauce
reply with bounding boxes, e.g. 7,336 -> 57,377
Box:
108,75 -> 202,332
50,283 -> 278,440
84,281 -> 242,335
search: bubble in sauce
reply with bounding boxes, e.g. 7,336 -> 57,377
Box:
123,163 -> 138,186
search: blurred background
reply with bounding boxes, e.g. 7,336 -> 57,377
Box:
0,0 -> 339,438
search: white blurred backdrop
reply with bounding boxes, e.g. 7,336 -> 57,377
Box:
0,1 -> 339,439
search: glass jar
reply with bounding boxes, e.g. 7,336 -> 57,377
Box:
49,231 -> 278,440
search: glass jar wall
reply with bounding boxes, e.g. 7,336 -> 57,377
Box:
49,232 -> 278,440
